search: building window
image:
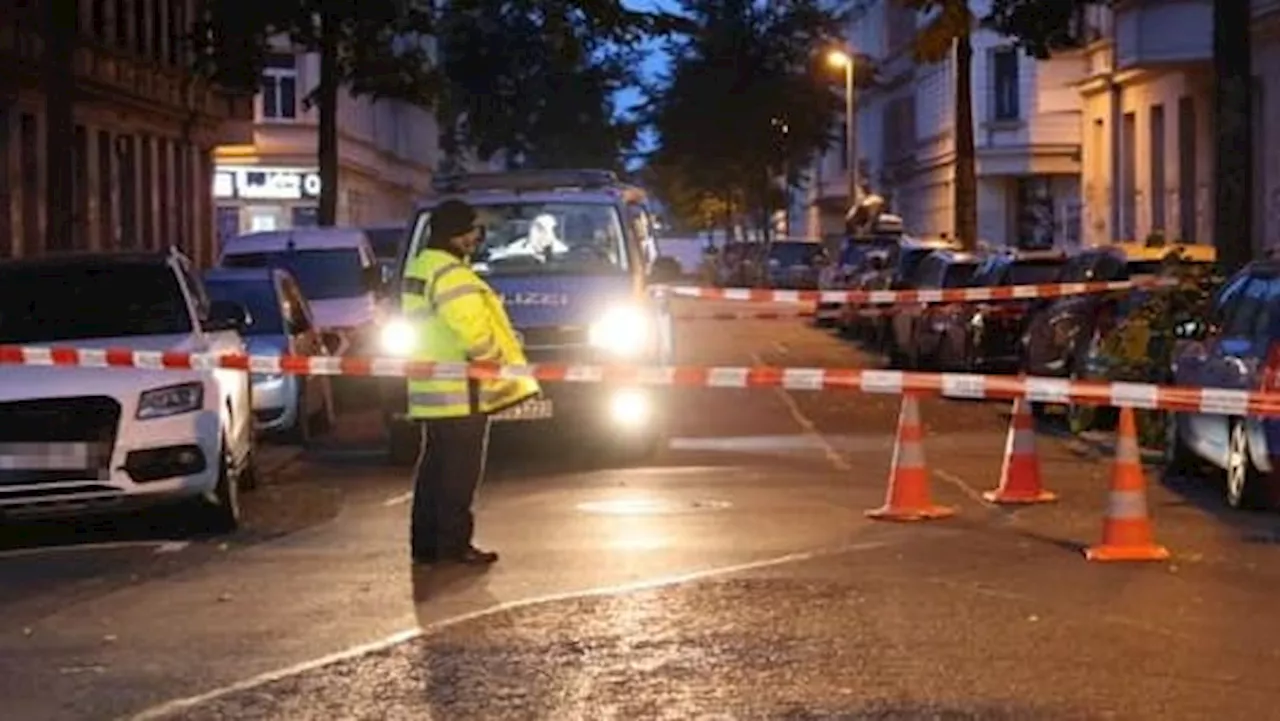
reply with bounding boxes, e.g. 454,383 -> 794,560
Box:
1121,111 -> 1136,240
261,54 -> 299,120
169,0 -> 185,65
92,0 -> 109,40
118,135 -> 137,248
151,0 -> 164,61
291,206 -> 319,227
134,0 -> 147,56
114,0 -> 128,48
158,138 -> 171,247
216,206 -> 241,246
140,135 -> 154,249
0,108 -> 11,257
74,125 -> 88,250
1150,104 -> 1166,234
98,130 -> 114,249
20,113 -> 39,256
1178,96 -> 1197,243
1253,76 -> 1265,255
992,48 -> 1020,121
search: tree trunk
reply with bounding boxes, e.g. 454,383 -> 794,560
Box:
44,0 -> 76,252
1213,0 -> 1252,272
317,13 -> 341,226
952,31 -> 978,252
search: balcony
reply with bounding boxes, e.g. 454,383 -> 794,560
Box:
1113,0 -> 1212,71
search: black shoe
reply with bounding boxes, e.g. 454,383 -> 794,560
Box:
447,546 -> 498,566
411,550 -> 438,565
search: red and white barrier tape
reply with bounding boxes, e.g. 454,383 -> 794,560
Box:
3,344 -> 1278,417
656,277 -> 1178,305
674,310 -> 818,321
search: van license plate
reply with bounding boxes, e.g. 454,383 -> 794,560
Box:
493,398 -> 553,422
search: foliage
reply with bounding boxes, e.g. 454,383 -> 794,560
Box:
647,0 -> 844,233
1095,257 -> 1226,447
900,0 -> 973,63
192,0 -> 439,104
192,0 -> 441,224
434,0 -> 659,170
982,0 -> 1112,59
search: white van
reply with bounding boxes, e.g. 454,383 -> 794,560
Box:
218,228 -> 382,355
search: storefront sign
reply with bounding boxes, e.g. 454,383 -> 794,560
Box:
214,166 -> 321,201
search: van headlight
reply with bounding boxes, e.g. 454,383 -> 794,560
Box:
380,317 -> 417,357
588,305 -> 653,357
137,382 -> 204,420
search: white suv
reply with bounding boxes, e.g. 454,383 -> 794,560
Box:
0,250 -> 256,533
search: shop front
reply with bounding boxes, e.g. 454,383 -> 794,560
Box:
214,165 -> 322,246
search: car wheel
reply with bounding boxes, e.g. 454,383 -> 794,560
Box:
1160,412 -> 1199,484
1225,418 -> 1272,510
193,437 -> 241,534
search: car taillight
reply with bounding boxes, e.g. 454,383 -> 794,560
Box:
1263,343 -> 1280,390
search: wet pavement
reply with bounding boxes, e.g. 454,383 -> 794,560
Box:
2,299 -> 1280,721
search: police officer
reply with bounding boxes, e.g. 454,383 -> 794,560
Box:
401,199 -> 540,566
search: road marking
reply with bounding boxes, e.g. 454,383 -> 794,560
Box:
934,468 -> 991,506
750,351 -> 851,472
154,541 -> 190,554
123,539 -> 890,721
0,540 -> 182,561
382,491 -> 413,507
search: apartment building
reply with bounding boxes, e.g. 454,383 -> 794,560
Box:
808,0 -> 1085,249
1078,0 -> 1279,253
0,0 -> 252,266
213,46 -> 440,244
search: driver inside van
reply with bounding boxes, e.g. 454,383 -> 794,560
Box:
488,213 -> 569,263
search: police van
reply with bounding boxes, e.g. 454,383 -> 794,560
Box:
379,169 -> 678,463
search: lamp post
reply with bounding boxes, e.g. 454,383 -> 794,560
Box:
827,49 -> 858,208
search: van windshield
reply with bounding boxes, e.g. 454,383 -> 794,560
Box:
408,202 -> 628,276
222,249 -> 366,300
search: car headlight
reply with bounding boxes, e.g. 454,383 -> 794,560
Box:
588,305 -> 653,356
137,382 -> 204,420
380,317 -> 417,357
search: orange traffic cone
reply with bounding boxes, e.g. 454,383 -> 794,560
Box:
866,394 -> 955,522
984,397 -> 1057,504
1084,406 -> 1170,562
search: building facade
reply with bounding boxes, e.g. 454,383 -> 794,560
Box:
0,0 -> 252,266
808,0 -> 1085,249
1078,0 -> 1280,253
213,45 -> 440,244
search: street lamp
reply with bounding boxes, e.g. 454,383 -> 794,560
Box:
826,49 -> 858,207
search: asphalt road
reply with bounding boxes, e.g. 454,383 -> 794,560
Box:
3,298 -> 1280,721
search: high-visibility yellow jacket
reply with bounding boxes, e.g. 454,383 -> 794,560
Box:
402,248 -> 540,419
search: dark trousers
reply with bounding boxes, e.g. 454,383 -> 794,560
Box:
410,414 -> 491,559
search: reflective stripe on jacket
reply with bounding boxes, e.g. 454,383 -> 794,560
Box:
402,248 -> 540,419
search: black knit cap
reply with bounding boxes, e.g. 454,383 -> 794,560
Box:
429,199 -> 478,244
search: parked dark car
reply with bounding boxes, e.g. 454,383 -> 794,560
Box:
1167,260 -> 1280,510
923,250 -> 1068,372
891,249 -> 980,368
765,239 -> 825,289
1022,242 -> 1216,423
848,237 -> 960,354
